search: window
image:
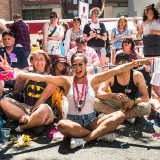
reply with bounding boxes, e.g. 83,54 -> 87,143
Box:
88,0 -> 92,4
73,0 -> 77,4
73,10 -> 78,16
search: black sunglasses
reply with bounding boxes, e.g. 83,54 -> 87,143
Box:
72,62 -> 84,68
124,41 -> 131,44
50,15 -> 57,19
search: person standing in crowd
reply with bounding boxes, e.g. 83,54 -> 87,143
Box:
67,37 -> 100,75
94,52 -> 151,124
7,52 -> 151,149
0,30 -> 28,100
64,17 -> 83,55
0,50 -> 55,134
136,3 -> 160,57
42,11 -> 64,63
111,16 -> 131,64
10,14 -> 31,58
83,7 -> 108,71
36,30 -> 43,50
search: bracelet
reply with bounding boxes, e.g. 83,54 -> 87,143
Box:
132,98 -> 136,105
132,59 -> 140,67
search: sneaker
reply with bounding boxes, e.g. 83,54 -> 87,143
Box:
126,118 -> 136,124
98,133 -> 116,142
70,138 -> 86,149
32,125 -> 45,136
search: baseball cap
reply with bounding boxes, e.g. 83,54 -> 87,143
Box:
55,56 -> 68,64
76,37 -> 86,43
2,30 -> 15,38
115,52 -> 130,63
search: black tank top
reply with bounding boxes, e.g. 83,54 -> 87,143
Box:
110,70 -> 139,99
24,80 -> 52,106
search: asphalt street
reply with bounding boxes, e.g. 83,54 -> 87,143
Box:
0,118 -> 160,160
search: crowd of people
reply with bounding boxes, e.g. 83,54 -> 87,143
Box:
0,3 -> 160,150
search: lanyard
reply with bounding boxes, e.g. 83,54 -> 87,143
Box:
74,77 -> 86,100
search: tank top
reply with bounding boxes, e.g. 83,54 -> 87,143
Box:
66,77 -> 95,115
110,70 -> 139,99
24,80 -> 52,106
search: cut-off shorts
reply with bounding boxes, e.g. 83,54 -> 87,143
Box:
67,112 -> 97,129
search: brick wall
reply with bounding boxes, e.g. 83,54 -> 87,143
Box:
0,0 -> 22,21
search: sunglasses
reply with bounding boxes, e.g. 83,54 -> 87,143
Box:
124,41 -> 131,44
77,40 -> 87,44
50,15 -> 57,19
93,11 -> 99,15
117,60 -> 129,65
72,62 -> 84,68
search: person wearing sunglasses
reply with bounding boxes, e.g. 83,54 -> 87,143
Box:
83,7 -> 108,71
64,17 -> 83,56
42,11 -> 64,63
67,36 -> 100,75
5,52 -> 151,149
136,4 -> 160,57
94,52 -> 151,124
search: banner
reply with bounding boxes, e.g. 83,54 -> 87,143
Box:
79,1 -> 89,30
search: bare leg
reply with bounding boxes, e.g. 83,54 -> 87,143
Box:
20,104 -> 54,130
58,111 -> 125,143
1,97 -> 26,120
84,111 -> 125,142
0,80 -> 4,97
124,109 -> 137,119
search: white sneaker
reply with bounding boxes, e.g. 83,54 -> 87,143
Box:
70,138 -> 86,149
98,133 -> 116,142
126,118 -> 136,124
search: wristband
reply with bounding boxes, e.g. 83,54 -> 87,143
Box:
132,60 -> 140,67
132,98 -> 136,105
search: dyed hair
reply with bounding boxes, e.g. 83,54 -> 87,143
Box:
71,52 -> 88,65
30,50 -> 51,73
122,38 -> 135,50
117,16 -> 128,30
142,3 -> 159,21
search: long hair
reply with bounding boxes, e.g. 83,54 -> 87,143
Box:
143,4 -> 159,21
122,38 -> 135,51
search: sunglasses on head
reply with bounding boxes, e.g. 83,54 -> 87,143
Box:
50,15 -> 57,19
117,60 -> 129,65
72,62 -> 84,68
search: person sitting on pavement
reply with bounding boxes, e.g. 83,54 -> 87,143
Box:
0,30 -> 29,100
67,36 -> 100,75
94,52 -> 151,124
117,38 -> 152,97
6,52 -> 151,149
0,50 -> 55,134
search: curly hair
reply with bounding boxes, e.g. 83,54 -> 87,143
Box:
142,3 -> 160,21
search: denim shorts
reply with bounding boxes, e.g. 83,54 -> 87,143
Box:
67,112 -> 97,128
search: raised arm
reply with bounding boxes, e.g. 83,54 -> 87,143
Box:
92,59 -> 151,85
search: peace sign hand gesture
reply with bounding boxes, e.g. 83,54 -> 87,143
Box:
0,52 -> 11,70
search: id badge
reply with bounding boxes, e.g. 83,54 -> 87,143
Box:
77,100 -> 83,113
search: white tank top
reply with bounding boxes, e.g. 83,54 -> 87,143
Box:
67,77 -> 96,115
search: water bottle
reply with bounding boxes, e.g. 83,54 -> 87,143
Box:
0,115 -> 3,142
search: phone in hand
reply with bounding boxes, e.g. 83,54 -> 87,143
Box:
0,71 -> 14,80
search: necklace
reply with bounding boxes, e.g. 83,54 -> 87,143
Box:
73,76 -> 88,112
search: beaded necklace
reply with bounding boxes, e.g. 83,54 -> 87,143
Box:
73,76 -> 88,112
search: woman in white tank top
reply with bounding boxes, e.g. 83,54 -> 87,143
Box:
13,52 -> 151,149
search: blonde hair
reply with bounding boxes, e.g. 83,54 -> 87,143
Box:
117,16 -> 128,30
